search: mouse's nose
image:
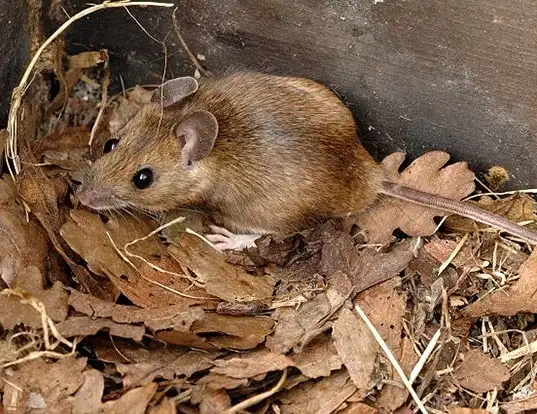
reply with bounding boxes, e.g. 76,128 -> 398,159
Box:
77,188 -> 105,209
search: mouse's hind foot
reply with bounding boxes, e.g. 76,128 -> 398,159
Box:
205,225 -> 261,251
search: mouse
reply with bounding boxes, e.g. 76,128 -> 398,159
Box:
76,71 -> 537,250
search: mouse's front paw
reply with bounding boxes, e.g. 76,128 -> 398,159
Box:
205,225 -> 261,251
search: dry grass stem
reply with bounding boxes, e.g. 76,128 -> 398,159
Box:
409,328 -> 441,384
226,369 -> 288,414
6,0 -> 173,176
106,231 -> 212,300
437,233 -> 468,275
354,303 -> 428,414
88,58 -> 110,149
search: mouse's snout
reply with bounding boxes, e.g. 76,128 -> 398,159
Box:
77,186 -> 105,210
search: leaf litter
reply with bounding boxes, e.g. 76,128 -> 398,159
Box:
3,38 -> 537,414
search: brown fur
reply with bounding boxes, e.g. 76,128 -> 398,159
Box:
77,71 -> 384,234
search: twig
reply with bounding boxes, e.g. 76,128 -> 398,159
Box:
172,7 -> 211,76
437,233 -> 468,276
226,369 -> 287,414
88,58 -> 110,150
6,0 -> 174,176
354,303 -> 428,414
409,328 -> 441,384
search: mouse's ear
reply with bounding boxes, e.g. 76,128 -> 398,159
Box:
175,110 -> 219,168
152,76 -> 199,107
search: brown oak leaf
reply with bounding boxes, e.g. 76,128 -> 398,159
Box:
355,151 -> 475,243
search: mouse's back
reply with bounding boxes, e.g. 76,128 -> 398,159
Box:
181,71 -> 383,233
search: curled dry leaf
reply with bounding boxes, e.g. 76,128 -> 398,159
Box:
116,349 -> 217,388
67,289 -> 206,331
453,349 -> 510,393
2,356 -> 87,414
56,316 -> 146,341
157,312 -> 274,351
354,151 -> 475,243
211,347 -> 294,379
100,382 -> 157,414
0,266 -> 68,329
169,233 -> 275,303
278,369 -> 358,414
61,210 -> 208,308
463,247 -> 537,317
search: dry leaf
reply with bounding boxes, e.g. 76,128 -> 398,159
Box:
423,238 -> 478,268
169,233 -> 275,303
158,312 -> 273,350
2,356 -> 86,414
69,369 -> 104,414
56,316 -> 146,341
279,369 -> 358,414
114,348 -> 217,388
148,398 -> 176,414
291,333 -> 342,378
445,193 -> 537,234
454,349 -> 510,393
61,210 -> 207,308
67,289 -> 206,331
320,228 -> 415,288
198,373 -> 249,390
339,403 -> 380,414
100,382 -> 157,414
68,50 -> 108,69
108,86 -> 153,134
501,391 -> 537,414
0,266 -> 68,329
355,151 -> 475,243
194,388 -> 231,414
375,337 -> 418,410
267,272 -> 352,354
463,247 -> 537,317
356,278 -> 406,353
38,126 -> 90,171
0,178 -> 50,286
448,409 -> 489,414
332,308 -> 378,390
211,347 -> 294,379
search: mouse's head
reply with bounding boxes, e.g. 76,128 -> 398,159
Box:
77,76 -> 219,213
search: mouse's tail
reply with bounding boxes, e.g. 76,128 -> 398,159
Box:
379,180 -> 537,244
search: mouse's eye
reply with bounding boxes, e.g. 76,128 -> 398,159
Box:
132,168 -> 154,190
103,138 -> 119,153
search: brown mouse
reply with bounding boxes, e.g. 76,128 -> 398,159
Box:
76,71 -> 537,250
